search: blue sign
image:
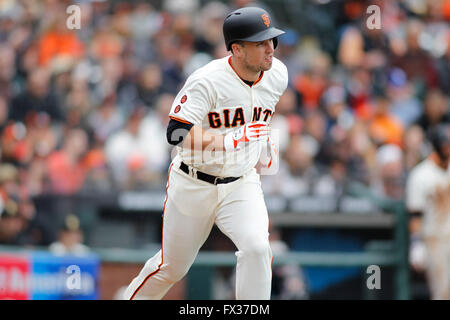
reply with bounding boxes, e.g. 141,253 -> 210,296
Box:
31,252 -> 100,300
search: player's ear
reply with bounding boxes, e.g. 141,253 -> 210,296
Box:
231,42 -> 238,55
231,42 -> 244,56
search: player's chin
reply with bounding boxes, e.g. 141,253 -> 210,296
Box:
261,61 -> 272,71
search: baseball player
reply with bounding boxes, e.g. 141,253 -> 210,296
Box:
123,7 -> 288,300
406,124 -> 450,299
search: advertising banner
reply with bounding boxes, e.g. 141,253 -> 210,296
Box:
31,252 -> 100,300
0,251 -> 99,300
0,254 -> 31,300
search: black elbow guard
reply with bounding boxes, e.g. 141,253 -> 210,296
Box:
167,118 -> 194,146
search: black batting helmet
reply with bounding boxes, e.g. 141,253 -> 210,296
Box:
223,7 -> 285,51
429,123 -> 450,159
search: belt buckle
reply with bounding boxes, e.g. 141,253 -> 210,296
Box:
213,177 -> 220,185
190,167 -> 197,179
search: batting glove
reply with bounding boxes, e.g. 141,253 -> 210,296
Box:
224,121 -> 270,151
258,135 -> 278,169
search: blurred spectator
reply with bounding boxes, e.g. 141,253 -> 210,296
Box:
96,56 -> 125,104
293,52 -> 330,111
266,134 -> 337,198
87,93 -> 124,144
1,121 -> 33,165
372,144 -> 406,200
49,214 -> 90,256
81,140 -> 112,194
64,77 -> 94,129
390,19 -> 439,90
22,156 -> 48,197
272,87 -> 299,153
46,128 -> 88,195
269,225 -> 309,300
433,31 -> 450,93
318,124 -> 368,194
9,67 -> 64,123
0,43 -> 16,100
415,88 -> 450,134
276,29 -> 302,85
0,96 -> 7,130
37,13 -> 84,67
303,109 -> 326,148
163,0 -> 199,15
134,63 -> 164,109
211,41 -> 228,60
403,124 -> 428,171
347,119 -> 377,185
105,100 -> 171,190
0,163 -> 48,246
0,197 -> 22,245
193,2 -> 229,56
0,164 -> 19,201
338,26 -> 365,69
129,2 -> 162,43
321,84 -> 354,132
386,68 -> 422,128
12,196 -> 50,246
26,111 -> 58,160
284,134 -> 320,197
345,67 -> 373,120
369,93 -> 404,146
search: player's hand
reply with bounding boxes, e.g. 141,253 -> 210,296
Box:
256,135 -> 278,172
224,121 -> 270,151
265,136 -> 278,168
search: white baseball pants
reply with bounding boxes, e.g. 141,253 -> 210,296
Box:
123,162 -> 272,300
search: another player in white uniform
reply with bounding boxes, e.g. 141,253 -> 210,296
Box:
406,124 -> 450,299
124,7 -> 288,300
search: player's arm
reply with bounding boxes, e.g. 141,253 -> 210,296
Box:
166,119 -> 224,151
167,118 -> 269,151
405,172 -> 425,235
408,210 -> 423,235
183,124 -> 226,151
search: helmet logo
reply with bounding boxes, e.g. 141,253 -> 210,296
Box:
261,13 -> 270,27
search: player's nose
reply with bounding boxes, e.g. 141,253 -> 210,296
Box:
265,39 -> 274,53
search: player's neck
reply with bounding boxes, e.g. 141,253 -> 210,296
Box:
230,56 -> 261,82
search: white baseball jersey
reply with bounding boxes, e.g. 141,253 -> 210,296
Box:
406,158 -> 450,238
168,55 -> 288,177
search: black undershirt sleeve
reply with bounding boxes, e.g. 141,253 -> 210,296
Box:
166,118 -> 194,146
409,211 -> 423,218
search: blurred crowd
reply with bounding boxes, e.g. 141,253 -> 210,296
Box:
0,0 -> 448,280
262,0 -> 450,203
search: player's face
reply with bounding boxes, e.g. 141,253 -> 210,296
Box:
241,39 -> 275,73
